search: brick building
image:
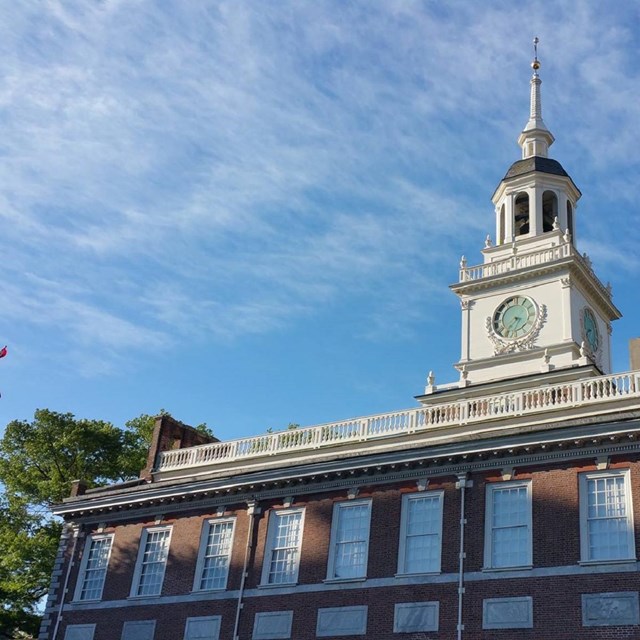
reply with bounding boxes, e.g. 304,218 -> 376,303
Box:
40,52 -> 640,640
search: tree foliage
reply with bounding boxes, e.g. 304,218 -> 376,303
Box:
0,408 -> 213,639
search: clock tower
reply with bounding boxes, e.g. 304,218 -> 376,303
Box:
449,41 -> 621,387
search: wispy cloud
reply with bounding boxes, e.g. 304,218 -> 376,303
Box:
0,0 -> 638,378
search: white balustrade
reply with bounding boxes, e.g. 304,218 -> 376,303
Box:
458,242 -> 609,298
155,371 -> 640,473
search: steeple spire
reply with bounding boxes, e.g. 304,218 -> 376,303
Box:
517,37 -> 554,159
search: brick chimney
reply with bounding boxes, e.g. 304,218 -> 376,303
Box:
140,415 -> 218,482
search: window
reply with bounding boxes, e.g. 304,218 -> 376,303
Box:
184,616 -> 221,640
398,492 -> 443,574
130,527 -> 172,597
580,469 -> 635,562
542,190 -> 557,232
74,534 -> 113,601
121,621 -> 155,640
261,509 -> 305,585
514,192 -> 530,236
64,625 -> 95,640
194,519 -> 235,591
484,481 -> 532,569
326,500 -> 372,580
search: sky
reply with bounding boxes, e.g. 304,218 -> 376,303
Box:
0,1 -> 639,444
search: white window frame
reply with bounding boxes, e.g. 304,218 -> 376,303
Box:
183,615 -> 222,640
397,491 -> 444,575
130,526 -> 172,597
193,518 -> 236,591
73,533 -> 113,601
483,480 -> 532,569
260,508 -> 305,586
579,469 -> 636,563
326,499 -> 372,581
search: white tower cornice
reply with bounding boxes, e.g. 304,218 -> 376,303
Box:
517,37 -> 554,159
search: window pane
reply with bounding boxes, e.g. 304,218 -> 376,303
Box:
199,521 -> 234,590
136,529 -> 170,596
79,537 -> 112,601
332,503 -> 371,579
488,484 -> 530,568
586,475 -> 631,561
402,495 -> 442,573
266,511 -> 303,584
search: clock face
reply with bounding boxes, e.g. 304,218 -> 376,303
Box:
493,296 -> 538,339
583,308 -> 599,352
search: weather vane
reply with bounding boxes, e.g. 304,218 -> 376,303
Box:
532,37 -> 540,74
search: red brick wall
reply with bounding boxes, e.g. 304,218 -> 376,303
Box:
54,455 -> 640,640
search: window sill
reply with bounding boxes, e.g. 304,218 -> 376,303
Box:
394,571 -> 441,578
127,594 -> 162,600
481,565 -> 533,573
323,577 -> 366,584
71,598 -> 102,604
578,558 -> 637,566
191,587 -> 227,594
257,582 -> 298,589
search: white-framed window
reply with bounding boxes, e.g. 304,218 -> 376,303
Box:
130,526 -> 172,597
579,469 -> 636,562
193,518 -> 235,591
73,534 -> 113,601
184,616 -> 221,640
261,508 -> 305,585
484,481 -> 532,569
397,491 -> 444,575
63,625 -> 95,640
121,620 -> 155,640
326,500 -> 372,580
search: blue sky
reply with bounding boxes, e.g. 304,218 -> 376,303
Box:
0,1 -> 639,443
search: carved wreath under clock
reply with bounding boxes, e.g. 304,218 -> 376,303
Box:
486,295 -> 547,355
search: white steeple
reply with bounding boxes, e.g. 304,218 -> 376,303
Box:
446,39 -> 621,388
517,37 -> 554,159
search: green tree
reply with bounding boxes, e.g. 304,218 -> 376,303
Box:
0,409 -> 213,638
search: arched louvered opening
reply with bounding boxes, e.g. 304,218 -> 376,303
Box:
499,204 -> 506,244
542,190 -> 557,233
567,201 -> 574,239
514,193 -> 530,237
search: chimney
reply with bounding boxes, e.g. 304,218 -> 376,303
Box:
630,338 -> 640,371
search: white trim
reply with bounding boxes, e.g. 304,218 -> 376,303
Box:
193,518 -> 236,592
397,491 -> 444,575
579,468 -> 636,563
130,526 -> 172,598
326,499 -> 372,580
483,480 -> 532,569
260,508 -> 305,586
183,615 -> 222,640
58,560 -> 640,611
72,534 -> 113,602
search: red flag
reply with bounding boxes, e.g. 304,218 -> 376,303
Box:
0,346 -> 7,358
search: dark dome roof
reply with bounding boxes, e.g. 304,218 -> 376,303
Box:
502,156 -> 569,180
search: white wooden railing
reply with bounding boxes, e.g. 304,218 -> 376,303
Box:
155,371 -> 640,473
458,241 -> 611,299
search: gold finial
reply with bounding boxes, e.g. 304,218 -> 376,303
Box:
531,36 -> 540,73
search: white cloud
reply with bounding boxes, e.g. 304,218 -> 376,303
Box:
0,1 -> 637,377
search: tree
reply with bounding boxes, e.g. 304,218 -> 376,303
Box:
0,409 -> 214,639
